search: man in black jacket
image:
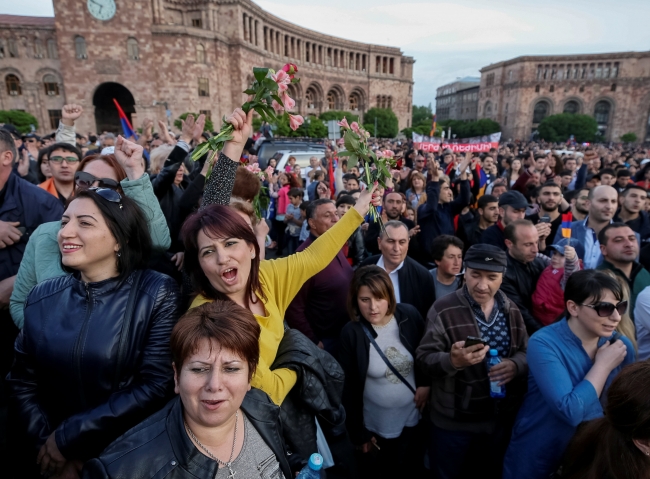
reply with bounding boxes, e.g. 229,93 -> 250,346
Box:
457,194 -> 499,252
500,219 -> 551,334
364,191 -> 415,257
361,221 -> 435,319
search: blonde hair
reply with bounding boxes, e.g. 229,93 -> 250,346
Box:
601,270 -> 638,352
149,144 -> 175,175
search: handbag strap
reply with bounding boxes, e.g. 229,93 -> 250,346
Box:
112,270 -> 144,390
362,322 -> 417,396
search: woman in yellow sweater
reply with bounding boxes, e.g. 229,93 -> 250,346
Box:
181,109 -> 380,405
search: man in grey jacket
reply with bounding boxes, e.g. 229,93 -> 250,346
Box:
417,244 -> 528,479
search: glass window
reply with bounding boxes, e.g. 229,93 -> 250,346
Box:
5,74 -> 21,95
75,36 -> 87,59
563,100 -> 579,114
533,101 -> 549,123
43,74 -> 59,96
196,44 -> 206,63
198,78 -> 209,97
47,39 -> 57,59
126,38 -> 139,60
48,109 -> 62,129
594,101 -> 611,125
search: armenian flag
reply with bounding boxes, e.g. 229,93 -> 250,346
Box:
112,98 -> 138,140
561,212 -> 573,239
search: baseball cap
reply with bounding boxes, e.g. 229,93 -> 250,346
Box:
22,132 -> 40,141
498,190 -> 530,210
464,244 -> 508,273
641,159 -> 650,167
550,237 -> 585,259
586,172 -> 601,182
1,124 -> 21,139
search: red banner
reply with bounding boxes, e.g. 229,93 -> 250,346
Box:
412,132 -> 501,153
413,141 -> 499,153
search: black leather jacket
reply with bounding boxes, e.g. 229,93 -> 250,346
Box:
6,270 -> 182,461
82,392 -> 293,479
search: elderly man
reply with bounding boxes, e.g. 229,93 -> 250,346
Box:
597,222 -> 650,319
501,219 -> 551,334
285,199 -> 352,355
304,155 -> 322,189
552,185 -> 620,269
417,244 -> 528,479
361,220 -> 434,319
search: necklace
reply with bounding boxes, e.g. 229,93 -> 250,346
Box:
185,411 -> 239,479
372,316 -> 394,330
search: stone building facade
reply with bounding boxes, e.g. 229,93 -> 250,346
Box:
0,0 -> 414,136
478,51 -> 650,142
435,76 -> 480,122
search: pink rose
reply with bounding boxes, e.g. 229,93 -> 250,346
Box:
337,117 -> 350,129
289,114 -> 304,131
383,150 -> 395,158
281,92 -> 296,111
350,122 -> 360,134
282,63 -> 298,78
271,99 -> 284,115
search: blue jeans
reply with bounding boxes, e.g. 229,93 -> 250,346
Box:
428,421 -> 507,479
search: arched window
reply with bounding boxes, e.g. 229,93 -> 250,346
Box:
533,101 -> 550,124
46,39 -> 57,59
327,92 -> 335,110
126,38 -> 139,60
594,101 -> 611,126
196,44 -> 206,63
305,89 -> 315,109
484,101 -> 492,116
563,100 -> 579,114
43,74 -> 59,96
349,93 -> 358,111
74,36 -> 87,59
5,74 -> 22,95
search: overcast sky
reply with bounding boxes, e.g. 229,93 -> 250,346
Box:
5,0 -> 650,107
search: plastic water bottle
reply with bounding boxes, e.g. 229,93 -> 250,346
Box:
487,349 -> 506,398
296,453 -> 324,479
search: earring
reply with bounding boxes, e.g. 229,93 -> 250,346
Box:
251,253 -> 255,259
116,251 -> 121,257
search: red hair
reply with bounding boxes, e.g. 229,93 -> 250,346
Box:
181,205 -> 266,308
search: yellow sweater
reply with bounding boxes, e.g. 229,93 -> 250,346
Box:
191,208 -> 363,405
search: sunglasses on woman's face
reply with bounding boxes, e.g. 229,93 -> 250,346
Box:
75,171 -> 120,190
581,301 -> 628,317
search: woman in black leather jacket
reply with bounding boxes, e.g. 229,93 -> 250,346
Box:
6,188 -> 182,479
83,301 -> 292,479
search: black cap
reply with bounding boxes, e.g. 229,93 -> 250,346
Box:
22,132 -> 40,141
465,244 -> 508,273
586,172 -> 601,182
498,190 -> 529,209
1,124 -> 21,139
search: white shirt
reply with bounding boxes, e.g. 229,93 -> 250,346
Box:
377,256 -> 405,303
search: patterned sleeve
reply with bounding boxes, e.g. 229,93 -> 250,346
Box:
199,152 -> 240,210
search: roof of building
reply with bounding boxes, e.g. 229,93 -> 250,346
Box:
480,50 -> 650,72
0,14 -> 55,26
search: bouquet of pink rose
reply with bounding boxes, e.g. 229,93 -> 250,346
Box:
336,118 -> 396,227
192,63 -> 303,175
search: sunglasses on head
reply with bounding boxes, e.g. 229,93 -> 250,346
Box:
75,171 -> 120,190
88,187 -> 123,207
49,155 -> 80,164
581,300 -> 628,317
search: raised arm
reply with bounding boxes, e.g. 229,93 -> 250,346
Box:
55,104 -> 83,146
201,109 -> 253,209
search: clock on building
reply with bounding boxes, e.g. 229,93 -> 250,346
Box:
87,0 -> 116,21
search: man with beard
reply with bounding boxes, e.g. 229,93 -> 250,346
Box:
568,187 -> 590,221
364,191 -> 416,256
552,185 -> 622,269
481,191 -> 529,251
597,223 -> 650,319
526,182 -> 570,252
616,185 -> 650,241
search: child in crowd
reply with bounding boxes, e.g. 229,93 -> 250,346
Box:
284,187 -> 304,254
532,238 -> 583,326
299,200 -> 310,243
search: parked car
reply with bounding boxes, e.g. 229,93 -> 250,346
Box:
255,140 -> 325,168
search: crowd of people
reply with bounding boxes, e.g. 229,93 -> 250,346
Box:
1,102 -> 650,479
